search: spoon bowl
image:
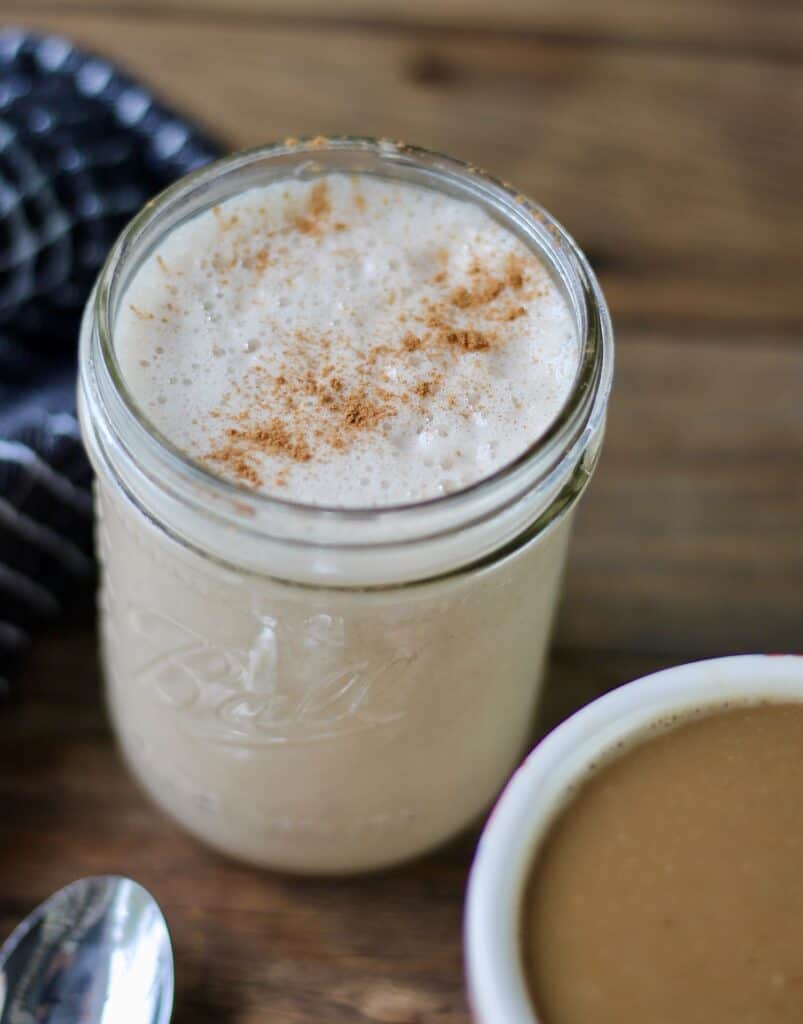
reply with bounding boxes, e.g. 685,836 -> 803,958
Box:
0,875 -> 173,1024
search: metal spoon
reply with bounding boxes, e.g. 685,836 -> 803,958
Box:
0,876 -> 173,1024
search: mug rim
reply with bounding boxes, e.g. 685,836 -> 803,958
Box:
464,653 -> 803,1024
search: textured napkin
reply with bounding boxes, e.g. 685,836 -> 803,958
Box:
0,29 -> 221,695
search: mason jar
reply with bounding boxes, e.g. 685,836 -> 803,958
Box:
77,138 -> 613,874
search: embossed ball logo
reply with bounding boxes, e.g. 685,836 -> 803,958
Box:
115,604 -> 416,745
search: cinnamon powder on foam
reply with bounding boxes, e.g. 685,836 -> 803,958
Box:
198,180 -> 539,489
131,178 -> 550,492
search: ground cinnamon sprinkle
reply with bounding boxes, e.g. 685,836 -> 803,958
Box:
184,182 -> 549,493
342,390 -> 390,430
450,286 -> 472,308
505,254 -> 525,290
294,218 -> 315,235
449,255 -> 528,309
295,180 -> 332,235
361,343 -> 394,370
129,304 -> 154,320
208,419 -> 312,485
207,445 -> 261,486
441,328 -> 493,352
251,248 -> 270,272
213,206 -> 240,232
450,277 -> 504,308
309,181 -> 331,218
500,305 -> 527,321
253,420 -> 312,461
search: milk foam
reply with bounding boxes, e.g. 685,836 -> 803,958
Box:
116,174 -> 579,507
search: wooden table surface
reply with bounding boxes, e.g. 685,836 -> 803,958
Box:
1,2 -> 802,1021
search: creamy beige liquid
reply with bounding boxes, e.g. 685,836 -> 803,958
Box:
524,702 -> 803,1024
86,169 -> 590,872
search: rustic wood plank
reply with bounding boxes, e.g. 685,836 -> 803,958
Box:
14,11 -> 803,325
0,630 -> 676,1024
16,0 -> 803,57
561,331 -> 803,656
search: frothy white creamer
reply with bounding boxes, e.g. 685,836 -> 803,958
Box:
116,174 -> 579,506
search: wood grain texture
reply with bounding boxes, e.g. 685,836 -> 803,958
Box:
14,0 -> 803,57
562,332 -> 803,656
1,4 -> 801,1022
13,10 -> 803,326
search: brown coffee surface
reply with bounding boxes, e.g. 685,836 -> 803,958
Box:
524,702 -> 803,1024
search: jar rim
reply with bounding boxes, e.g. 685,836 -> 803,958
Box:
83,136 -> 613,581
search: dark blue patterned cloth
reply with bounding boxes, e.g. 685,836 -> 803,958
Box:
0,29 -> 221,695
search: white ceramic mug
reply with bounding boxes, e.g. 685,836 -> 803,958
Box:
464,653 -> 803,1023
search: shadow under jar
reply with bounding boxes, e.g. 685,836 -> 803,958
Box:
78,138 -> 613,874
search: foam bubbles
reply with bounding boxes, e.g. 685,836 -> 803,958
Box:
115,173 -> 580,508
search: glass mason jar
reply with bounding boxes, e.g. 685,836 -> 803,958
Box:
78,138 -> 613,874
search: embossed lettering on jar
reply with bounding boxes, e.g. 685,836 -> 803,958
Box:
78,138 -> 613,873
